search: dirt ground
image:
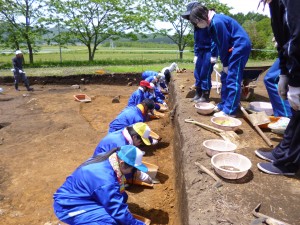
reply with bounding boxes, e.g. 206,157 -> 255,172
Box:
0,69 -> 299,225
171,70 -> 300,225
0,83 -> 176,225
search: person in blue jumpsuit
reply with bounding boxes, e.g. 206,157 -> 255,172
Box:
53,145 -> 148,225
145,74 -> 166,103
141,70 -> 158,80
255,0 -> 300,175
93,122 -> 152,157
109,99 -> 155,133
182,2 -> 218,102
264,58 -> 292,118
190,5 -> 251,116
127,80 -> 153,107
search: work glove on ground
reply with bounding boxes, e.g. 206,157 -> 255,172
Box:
287,86 -> 300,111
210,57 -> 217,64
278,75 -> 289,100
193,56 -> 198,65
137,171 -> 153,184
222,66 -> 228,74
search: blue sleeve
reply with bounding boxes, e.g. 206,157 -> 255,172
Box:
93,184 -> 145,225
210,19 -> 230,67
211,39 -> 218,58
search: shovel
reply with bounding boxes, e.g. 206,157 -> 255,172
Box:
184,118 -> 241,147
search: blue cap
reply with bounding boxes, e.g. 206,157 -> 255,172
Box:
117,145 -> 148,172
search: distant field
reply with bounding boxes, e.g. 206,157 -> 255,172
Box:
0,45 -> 275,76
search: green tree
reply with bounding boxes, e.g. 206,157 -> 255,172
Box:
0,0 -> 48,64
48,0 -> 151,61
145,0 -> 231,60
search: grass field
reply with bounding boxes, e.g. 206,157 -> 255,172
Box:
0,45 -> 275,77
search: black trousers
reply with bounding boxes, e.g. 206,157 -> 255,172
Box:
272,109 -> 300,171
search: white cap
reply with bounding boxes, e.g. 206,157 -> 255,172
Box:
15,50 -> 22,55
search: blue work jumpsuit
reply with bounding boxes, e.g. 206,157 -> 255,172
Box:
108,106 -> 146,133
194,27 -> 218,91
53,159 -> 145,225
264,58 -> 292,117
209,14 -> 251,115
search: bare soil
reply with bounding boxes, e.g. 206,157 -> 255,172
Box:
0,69 -> 299,225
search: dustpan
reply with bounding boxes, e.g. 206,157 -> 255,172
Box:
247,111 -> 270,126
74,94 -> 91,103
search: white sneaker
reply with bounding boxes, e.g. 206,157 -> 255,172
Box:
213,111 -> 236,118
213,106 -> 220,112
268,117 -> 290,131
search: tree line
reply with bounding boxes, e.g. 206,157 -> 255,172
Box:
0,0 -> 275,64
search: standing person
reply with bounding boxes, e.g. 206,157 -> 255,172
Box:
109,99 -> 155,133
53,145 -> 148,225
127,80 -> 153,107
264,58 -> 291,132
181,2 -> 218,103
12,50 -> 33,91
255,0 -> 300,175
189,5 -> 251,116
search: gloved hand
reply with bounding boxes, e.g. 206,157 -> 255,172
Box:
151,138 -> 159,145
210,57 -> 217,64
193,56 -> 198,65
162,102 -> 168,108
19,70 -> 24,73
137,171 -> 153,184
278,75 -> 289,100
287,86 -> 300,111
223,66 -> 228,74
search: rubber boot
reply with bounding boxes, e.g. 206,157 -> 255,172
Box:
198,90 -> 210,102
190,87 -> 202,102
15,83 -> 20,91
25,80 -> 33,91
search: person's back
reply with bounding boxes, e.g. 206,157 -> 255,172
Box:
54,159 -> 119,224
108,106 -> 144,133
127,88 -> 146,107
142,71 -> 157,80
209,14 -> 251,67
93,129 -> 127,156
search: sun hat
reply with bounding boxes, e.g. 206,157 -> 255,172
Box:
181,1 -> 201,20
117,145 -> 148,172
140,80 -> 153,89
15,50 -> 22,55
132,122 -> 151,146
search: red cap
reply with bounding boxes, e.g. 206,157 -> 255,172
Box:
140,80 -> 153,89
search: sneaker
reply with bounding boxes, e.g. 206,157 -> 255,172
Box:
257,162 -> 296,175
268,117 -> 290,131
255,149 -> 276,162
213,111 -> 236,118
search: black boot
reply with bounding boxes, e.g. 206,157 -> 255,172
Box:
198,90 -> 210,102
191,87 -> 202,102
15,83 -> 20,91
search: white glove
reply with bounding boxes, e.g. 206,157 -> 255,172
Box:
222,66 -> 228,74
278,75 -> 289,100
287,86 -> 300,111
210,57 -> 217,64
137,171 -> 153,184
151,138 -> 159,145
193,56 -> 198,65
19,70 -> 24,73
162,102 -> 168,107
